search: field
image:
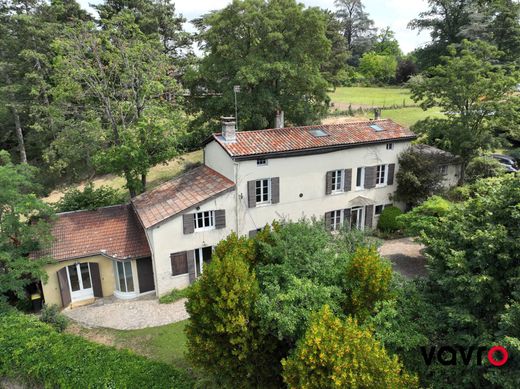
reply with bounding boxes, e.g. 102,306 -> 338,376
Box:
329,86 -> 415,108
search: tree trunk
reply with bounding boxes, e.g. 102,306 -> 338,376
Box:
141,174 -> 147,193
11,105 -> 27,164
458,162 -> 467,185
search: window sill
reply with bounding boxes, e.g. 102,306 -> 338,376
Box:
194,227 -> 216,232
171,273 -> 188,279
256,202 -> 272,207
330,190 -> 345,195
375,184 -> 387,188
355,187 -> 365,191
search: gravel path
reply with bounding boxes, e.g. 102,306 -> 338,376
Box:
63,294 -> 189,330
378,237 -> 428,278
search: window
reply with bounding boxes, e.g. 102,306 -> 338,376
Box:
194,246 -> 213,278
356,167 -> 365,189
370,124 -> 384,132
330,209 -> 342,231
114,261 -> 134,293
309,129 -> 329,137
376,164 -> 388,186
438,165 -> 448,175
257,158 -> 267,166
66,263 -> 93,300
331,170 -> 344,192
256,179 -> 271,204
375,205 -> 384,215
386,143 -> 394,150
194,211 -> 215,231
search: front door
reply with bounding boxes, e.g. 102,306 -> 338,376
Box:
351,207 -> 364,230
194,246 -> 213,278
67,263 -> 93,301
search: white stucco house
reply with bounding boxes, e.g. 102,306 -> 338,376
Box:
37,117 -> 460,307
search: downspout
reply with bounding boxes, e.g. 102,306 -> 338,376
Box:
234,161 -> 240,234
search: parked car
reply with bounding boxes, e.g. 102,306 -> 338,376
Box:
491,154 -> 518,172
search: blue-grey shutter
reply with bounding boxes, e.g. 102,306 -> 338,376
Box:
325,171 -> 333,195
57,267 -> 71,307
387,163 -> 395,185
324,211 -> 332,231
365,166 -> 376,189
343,169 -> 352,192
247,181 -> 256,208
344,208 -> 351,229
365,205 -> 374,229
271,177 -> 280,204
187,250 -> 196,283
183,214 -> 194,234
215,210 -> 226,229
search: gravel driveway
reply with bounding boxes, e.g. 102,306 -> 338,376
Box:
378,237 -> 428,278
63,294 -> 189,330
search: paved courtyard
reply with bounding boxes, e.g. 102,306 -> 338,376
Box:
63,294 -> 188,330
379,237 -> 428,278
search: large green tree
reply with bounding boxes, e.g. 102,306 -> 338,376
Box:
51,12 -> 185,196
410,40 -> 519,182
0,150 -> 53,302
187,0 -> 331,131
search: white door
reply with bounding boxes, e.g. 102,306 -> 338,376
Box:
194,246 -> 213,278
351,207 -> 364,230
67,263 -> 93,301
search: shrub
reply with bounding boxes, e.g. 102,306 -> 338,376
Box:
0,312 -> 193,388
282,305 -> 418,388
465,156 -> 506,183
39,304 -> 68,332
55,183 -> 127,212
377,205 -> 403,232
508,148 -> 520,163
159,288 -> 190,304
343,247 -> 394,319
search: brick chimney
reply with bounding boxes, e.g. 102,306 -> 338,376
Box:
374,108 -> 381,120
221,116 -> 236,143
275,110 -> 284,129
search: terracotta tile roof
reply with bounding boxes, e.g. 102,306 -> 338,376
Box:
132,165 -> 235,229
211,119 -> 416,158
33,205 -> 150,262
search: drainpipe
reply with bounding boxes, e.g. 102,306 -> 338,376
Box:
234,161 -> 240,234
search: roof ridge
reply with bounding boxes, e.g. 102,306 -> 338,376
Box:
55,203 -> 128,217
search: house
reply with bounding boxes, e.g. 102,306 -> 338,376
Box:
411,144 -> 462,187
39,118 -> 418,307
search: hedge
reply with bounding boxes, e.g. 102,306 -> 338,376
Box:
0,312 -> 193,389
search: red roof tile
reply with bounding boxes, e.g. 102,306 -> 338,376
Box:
34,205 -> 150,262
131,165 -> 235,229
212,119 -> 416,158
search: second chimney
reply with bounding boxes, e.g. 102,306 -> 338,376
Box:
275,110 -> 284,129
374,108 -> 381,120
221,116 -> 236,143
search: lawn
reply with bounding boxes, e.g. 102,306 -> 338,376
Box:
371,106 -> 445,127
329,86 -> 415,108
44,150 -> 203,204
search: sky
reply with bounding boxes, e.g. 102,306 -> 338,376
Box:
77,0 -> 431,54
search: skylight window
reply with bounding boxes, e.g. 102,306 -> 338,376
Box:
370,124 -> 384,132
309,129 -> 329,137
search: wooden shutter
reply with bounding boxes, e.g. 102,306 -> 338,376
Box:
90,262 -> 103,298
187,250 -> 196,283
57,267 -> 71,307
183,214 -> 194,234
215,210 -> 226,229
387,163 -> 395,185
271,177 -> 280,204
247,181 -> 256,208
343,169 -> 352,192
344,208 -> 351,229
364,166 -> 376,189
325,171 -> 333,195
170,252 -> 188,276
324,211 -> 332,231
365,205 -> 374,229
249,229 -> 259,238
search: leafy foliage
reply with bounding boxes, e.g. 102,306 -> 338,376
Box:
465,156 -> 506,183
282,305 -> 418,388
39,304 -> 68,332
0,311 -> 193,388
377,206 -> 403,232
0,150 -> 54,302
159,288 -> 190,304
54,183 -> 127,212
358,52 -> 397,84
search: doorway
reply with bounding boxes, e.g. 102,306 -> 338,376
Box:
194,246 -> 213,278
67,263 -> 93,301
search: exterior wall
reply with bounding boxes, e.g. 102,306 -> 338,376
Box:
441,163 -> 461,188
204,140 -> 235,181
41,255 -> 116,307
234,141 -> 410,234
148,189 -> 237,296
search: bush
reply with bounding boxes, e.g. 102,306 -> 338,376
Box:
55,183 -> 127,212
39,304 -> 68,332
508,148 -> 520,163
0,312 -> 193,388
282,305 -> 418,388
377,206 -> 403,232
159,288 -> 190,304
465,156 -> 506,183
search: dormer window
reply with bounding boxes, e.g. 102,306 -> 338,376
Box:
257,158 -> 267,166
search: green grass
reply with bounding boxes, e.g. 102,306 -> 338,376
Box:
159,288 -> 190,304
374,107 -> 445,127
329,86 -> 414,107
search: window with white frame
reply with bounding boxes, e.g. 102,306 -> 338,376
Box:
375,205 -> 384,215
356,167 -> 365,189
114,261 -> 134,293
438,165 -> 448,175
386,143 -> 394,150
257,158 -> 267,166
193,210 -> 215,231
376,164 -> 388,186
256,179 -> 271,204
331,170 -> 344,192
330,209 -> 343,231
